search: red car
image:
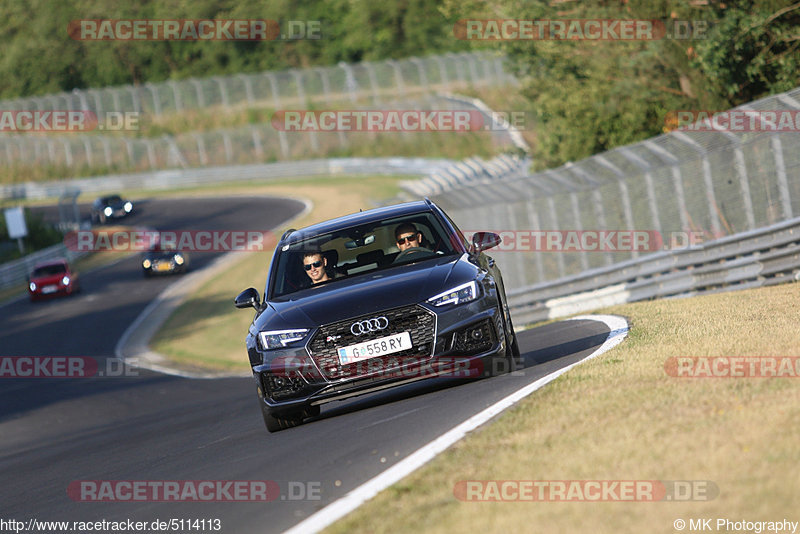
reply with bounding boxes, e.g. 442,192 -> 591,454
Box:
28,259 -> 80,301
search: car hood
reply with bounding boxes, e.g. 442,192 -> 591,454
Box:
256,254 -> 479,330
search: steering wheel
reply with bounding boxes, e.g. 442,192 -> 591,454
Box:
393,246 -> 432,263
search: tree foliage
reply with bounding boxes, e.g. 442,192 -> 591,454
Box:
445,0 -> 800,169
0,0 -> 468,98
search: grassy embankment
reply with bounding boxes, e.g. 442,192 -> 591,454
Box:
324,281 -> 800,533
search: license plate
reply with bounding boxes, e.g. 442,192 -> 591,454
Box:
42,285 -> 58,294
337,332 -> 412,365
156,263 -> 171,272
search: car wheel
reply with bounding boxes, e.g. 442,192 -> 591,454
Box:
488,303 -> 519,376
260,400 -> 318,433
504,303 -> 521,366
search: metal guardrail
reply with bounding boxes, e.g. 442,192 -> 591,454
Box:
506,217 -> 800,324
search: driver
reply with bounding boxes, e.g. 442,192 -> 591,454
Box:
394,223 -> 426,252
302,249 -> 331,284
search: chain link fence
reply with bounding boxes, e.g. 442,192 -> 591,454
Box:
0,53 -> 513,175
416,87 -> 800,292
0,52 -> 510,115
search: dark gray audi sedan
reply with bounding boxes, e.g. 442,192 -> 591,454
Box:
235,199 -> 519,432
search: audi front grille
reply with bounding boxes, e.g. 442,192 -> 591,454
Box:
308,305 -> 436,380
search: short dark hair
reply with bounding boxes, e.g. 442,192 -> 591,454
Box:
395,223 -> 419,240
302,249 -> 324,261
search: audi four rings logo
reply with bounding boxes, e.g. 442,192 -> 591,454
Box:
350,317 -> 389,335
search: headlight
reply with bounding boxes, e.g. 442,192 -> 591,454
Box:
427,281 -> 479,307
103,206 -> 112,216
174,254 -> 184,265
61,276 -> 70,286
258,329 -> 310,350
142,259 -> 151,269
29,282 -> 36,291
123,201 -> 133,212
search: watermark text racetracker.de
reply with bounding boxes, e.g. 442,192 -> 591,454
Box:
68,19 -> 322,41
463,230 -> 705,253
666,110 -> 800,132
0,110 -> 139,132
454,480 -> 718,502
454,19 -> 709,41
64,229 -> 275,253
665,357 -> 800,378
67,480 -> 321,502
0,357 -> 138,378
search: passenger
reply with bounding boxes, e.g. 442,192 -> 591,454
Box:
394,223 -> 425,252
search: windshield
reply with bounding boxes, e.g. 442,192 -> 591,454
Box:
32,264 -> 67,277
269,212 -> 458,298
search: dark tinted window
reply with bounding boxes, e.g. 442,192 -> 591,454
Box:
269,212 -> 457,298
32,264 -> 67,277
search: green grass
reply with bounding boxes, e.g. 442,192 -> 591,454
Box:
322,281 -> 800,533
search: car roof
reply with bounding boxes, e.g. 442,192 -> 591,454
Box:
32,259 -> 69,269
281,200 -> 436,245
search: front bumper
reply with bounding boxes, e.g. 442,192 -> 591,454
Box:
251,297 -> 510,415
29,282 -> 76,299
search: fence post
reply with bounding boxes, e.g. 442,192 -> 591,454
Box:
128,87 -> 141,113
363,62 -> 381,105
315,67 -> 332,105
191,79 -> 206,108
409,57 -> 428,91
170,81 -> 184,111
145,139 -> 157,168
239,74 -> 255,106
251,127 -> 264,160
338,61 -> 359,103
215,77 -> 230,108
384,60 -> 405,97
672,131 -> 722,236
433,55 -> 449,89
62,139 -> 74,167
194,134 -> 208,166
525,199 -> 546,282
102,137 -> 112,167
771,134 -> 793,220
146,83 -> 161,115
89,89 -> 103,115
222,133 -> 233,163
547,196 -> 566,278
82,139 -> 93,168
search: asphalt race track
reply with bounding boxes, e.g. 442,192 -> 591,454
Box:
0,197 -> 612,533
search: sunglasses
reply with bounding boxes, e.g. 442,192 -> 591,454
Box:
396,234 -> 419,245
303,260 -> 323,271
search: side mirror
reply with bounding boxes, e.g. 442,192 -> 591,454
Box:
471,232 -> 502,253
234,287 -> 261,310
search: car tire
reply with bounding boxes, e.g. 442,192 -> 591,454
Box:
261,403 -> 319,433
489,303 -> 519,376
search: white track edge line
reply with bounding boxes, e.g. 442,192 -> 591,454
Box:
283,314 -> 629,534
114,196 -> 313,377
